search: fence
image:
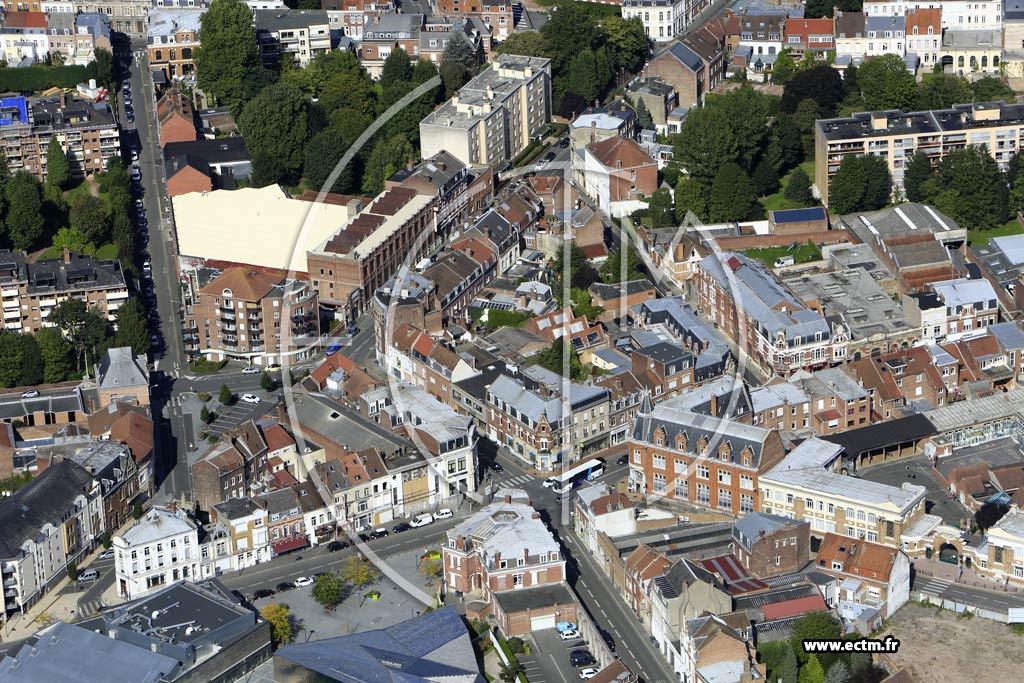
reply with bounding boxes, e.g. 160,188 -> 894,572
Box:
915,566 -> 1022,593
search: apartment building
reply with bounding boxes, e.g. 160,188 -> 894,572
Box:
211,497 -> 271,570
321,0 -> 396,42
383,323 -> 478,405
255,9 -> 331,67
730,512 -> 811,578
580,135 -> 658,217
360,13 -> 422,77
622,0 -> 684,42
181,267 -> 319,366
789,367 -> 874,433
759,438 -> 930,546
815,102 -> 1024,207
783,17 -> 834,59
0,11 -> 48,63
420,54 -> 552,168
0,93 -> 119,182
906,8 -> 942,68
434,0 -> 513,40
0,248 -> 128,334
44,12 -> 112,66
644,32 -> 724,108
254,488 -> 307,556
0,460 -> 103,628
156,87 -> 198,146
863,0 -> 1001,30
147,9 -> 201,81
627,399 -> 785,515
904,277 -> 1000,339
695,251 -> 849,377
487,366 -> 611,471
190,420 -> 271,513
113,506 -> 202,600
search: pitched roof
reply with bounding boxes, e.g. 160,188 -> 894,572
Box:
263,423 -> 295,452
109,410 -> 154,463
586,135 -> 655,170
96,347 -> 148,391
816,532 -> 903,582
199,267 -> 280,301
0,460 -> 95,558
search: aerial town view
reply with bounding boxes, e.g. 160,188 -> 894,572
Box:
1,0 -> 1024,681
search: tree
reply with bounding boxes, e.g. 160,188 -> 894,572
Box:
771,49 -> 797,85
312,572 -> 346,610
45,137 -> 70,191
975,501 -> 1010,530
303,127 -> 355,194
93,47 -> 113,85
709,163 -> 758,222
379,48 -> 412,89
419,557 -> 442,584
0,333 -> 26,387
194,0 -> 263,108
439,60 -> 468,99
769,115 -> 804,173
114,298 -> 150,355
37,327 -> 73,383
1011,174 -> 1024,216
932,145 -> 1008,230
565,49 -> 601,106
902,150 -> 933,203
828,155 -> 892,214
799,655 -> 826,683
916,73 -> 971,110
47,297 -> 110,371
781,65 -> 845,116
793,98 -> 822,156
495,31 -> 548,58
600,246 -> 642,282
634,97 -> 654,129
67,561 -> 79,581
101,531 -> 112,549
791,612 -> 842,662
340,555 -> 380,588
752,158 -> 781,197
602,15 -> 648,72
675,175 -> 708,222
362,134 -> 415,195
20,333 -> 42,386
825,661 -> 852,683
219,383 -> 234,404
238,83 -> 310,185
500,660 -> 523,683
848,652 -> 871,674
6,171 -> 44,250
779,646 -> 799,683
784,167 -> 814,206
552,243 -> 599,290
534,340 -> 584,380
201,404 -> 212,424
972,76 -> 1015,103
261,372 -> 276,392
70,194 -> 108,243
646,188 -> 676,228
857,54 -> 916,110
132,500 -> 144,520
540,0 -> 596,74
260,603 -> 293,647
442,30 -> 478,71
51,227 -> 96,257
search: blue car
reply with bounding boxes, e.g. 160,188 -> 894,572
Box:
326,344 -> 341,356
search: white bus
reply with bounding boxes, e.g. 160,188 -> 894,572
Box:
543,458 -> 605,494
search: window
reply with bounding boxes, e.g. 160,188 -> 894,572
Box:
512,573 -> 523,585
718,488 -> 732,510
717,470 -> 732,485
740,474 -> 754,490
674,478 -> 688,499
653,473 -> 667,493
696,483 -> 711,505
653,454 -> 666,469
697,464 -> 710,479
740,494 -> 754,513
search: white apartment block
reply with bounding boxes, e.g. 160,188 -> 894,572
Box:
420,54 -> 551,167
622,0 -> 683,42
113,507 -> 202,600
863,0 -> 1003,29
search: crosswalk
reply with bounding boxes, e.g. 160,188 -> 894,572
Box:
77,596 -> 105,617
913,575 -> 951,596
495,474 -> 533,488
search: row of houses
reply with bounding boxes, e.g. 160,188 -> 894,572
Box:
0,9 -> 110,65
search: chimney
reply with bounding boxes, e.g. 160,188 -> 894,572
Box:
456,534 -> 465,550
494,551 -> 501,566
710,390 -> 718,416
504,494 -> 512,503
62,245 -> 71,264
532,511 -> 540,520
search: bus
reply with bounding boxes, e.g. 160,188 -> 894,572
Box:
543,458 -> 605,494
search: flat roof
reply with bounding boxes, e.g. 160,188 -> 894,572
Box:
822,413 -> 936,456
492,583 -> 575,613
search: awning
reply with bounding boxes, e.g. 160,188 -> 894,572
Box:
271,535 -> 309,554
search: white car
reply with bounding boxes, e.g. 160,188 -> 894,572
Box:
21,390 -> 39,399
241,394 -> 261,404
242,367 -> 260,375
435,508 -> 453,520
98,549 -> 115,560
410,513 -> 434,528
578,668 -> 599,680
294,576 -> 314,587
560,629 -> 581,641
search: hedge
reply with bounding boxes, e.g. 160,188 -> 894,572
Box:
0,65 -> 90,92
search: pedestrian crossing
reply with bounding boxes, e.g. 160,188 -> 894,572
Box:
77,597 -> 105,617
495,474 -> 533,488
913,575 -> 951,596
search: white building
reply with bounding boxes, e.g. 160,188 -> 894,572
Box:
622,0 -> 683,42
863,0 -> 1003,29
113,506 -> 202,600
211,498 -> 271,571
864,15 -> 905,58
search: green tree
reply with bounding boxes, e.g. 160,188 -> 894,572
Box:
442,30 -> 478,71
194,0 -> 262,108
6,171 -> 45,250
903,150 -> 933,203
362,133 -> 415,194
799,654 -> 826,683
932,145 -> 1008,230
552,243 -> 600,290
219,383 -> 233,404
916,73 -> 971,110
0,333 -> 26,387
238,82 -> 311,185
51,227 -> 96,257
303,127 -> 355,194
600,246 -> 642,282
494,31 -> 548,58
114,298 -> 151,355
340,555 -> 380,588
101,531 -> 112,549
848,652 -> 871,674
857,54 -> 916,110
92,47 -> 113,85
261,372 -> 276,392
319,69 -> 377,120
534,340 -> 584,380
972,76 -> 1015,102
540,0 -> 596,74
379,48 -> 412,89
260,603 -> 293,647
569,288 -> 603,320
1010,174 -> 1024,216
779,646 -> 799,683
500,660 -> 523,683
37,327 -> 73,383
828,155 -> 892,214
975,500 -> 1011,530
132,500 -> 144,520
46,297 -> 110,371
752,157 -> 781,197
781,65 -> 844,115
772,49 -> 797,85
709,163 -> 758,222
784,167 -> 814,206
602,15 -> 648,72
70,194 -> 108,243
675,175 -> 708,222
790,612 -> 842,662
67,561 -> 79,581
45,137 -> 70,191
419,557 -> 442,584
646,187 -> 676,228
312,571 -> 346,610
439,60 -> 468,99
634,97 -> 654,129
201,404 -> 211,423
20,333 -> 42,386
824,661 -> 851,683
769,115 -> 804,173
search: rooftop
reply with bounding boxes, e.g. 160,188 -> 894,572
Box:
819,103 -> 1022,143
0,460 -> 95,559
119,506 -> 197,548
447,499 -> 559,563
783,269 -> 912,342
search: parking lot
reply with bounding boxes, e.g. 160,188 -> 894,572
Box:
524,628 -> 599,683
858,455 -> 968,525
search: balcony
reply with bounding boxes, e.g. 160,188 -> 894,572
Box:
222,323 -> 237,332
221,310 -> 236,321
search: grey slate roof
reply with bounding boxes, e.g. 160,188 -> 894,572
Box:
0,460 -> 94,559
275,606 -> 484,683
654,558 -> 721,599
666,42 -> 705,72
255,9 -> 329,31
732,512 -> 806,552
632,404 -> 772,467
96,347 -> 148,391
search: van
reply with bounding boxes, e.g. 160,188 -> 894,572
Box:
78,569 -> 99,582
773,256 -> 795,268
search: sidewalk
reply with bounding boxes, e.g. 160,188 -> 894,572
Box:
915,557 -> 1024,594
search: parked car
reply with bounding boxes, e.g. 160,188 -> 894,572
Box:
276,582 -> 295,592
392,522 -> 412,533
253,588 -> 275,599
327,540 -> 349,552
555,622 -> 578,633
98,549 -> 115,560
326,344 -> 341,356
265,364 -> 282,372
570,651 -> 596,667
242,366 -> 260,375
130,149 -> 139,162
126,111 -> 135,123
21,390 -> 39,399
131,167 -> 141,181
357,533 -> 371,543
78,569 -> 99,583
599,630 -> 615,651
241,394 -> 261,404
410,513 -> 434,528
294,576 -> 314,587
578,668 -> 599,680
492,462 -> 503,472
435,508 -> 453,520
544,151 -> 556,162
368,527 -> 389,540
616,454 -> 628,466
559,138 -> 569,148
559,629 -> 581,641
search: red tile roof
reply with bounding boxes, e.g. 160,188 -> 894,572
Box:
8,12 -> 47,28
263,423 -> 295,452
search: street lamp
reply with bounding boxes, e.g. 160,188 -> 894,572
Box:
305,629 -> 316,643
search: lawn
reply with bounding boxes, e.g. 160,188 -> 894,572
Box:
759,160 -> 817,213
969,219 -> 1024,247
63,176 -> 111,211
742,241 -> 821,267
39,242 -> 117,260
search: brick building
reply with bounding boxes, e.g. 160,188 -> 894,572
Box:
147,9 -> 200,80
729,512 -> 810,578
190,420 -> 270,513
156,87 -> 197,147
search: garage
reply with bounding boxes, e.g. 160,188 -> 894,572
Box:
531,614 -> 556,630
